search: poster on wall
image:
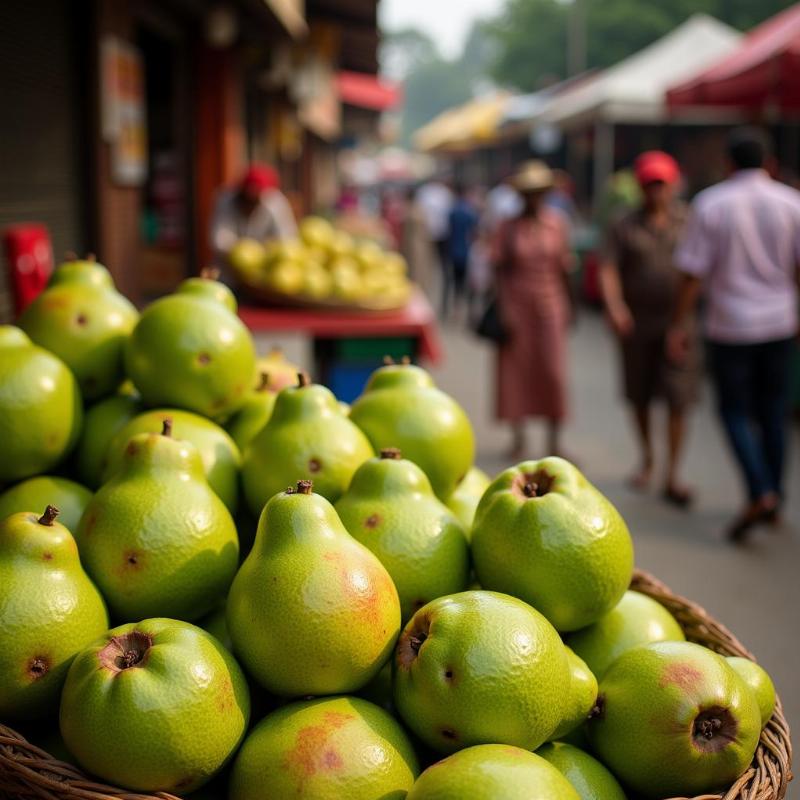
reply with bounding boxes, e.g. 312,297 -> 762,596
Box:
101,36 -> 148,187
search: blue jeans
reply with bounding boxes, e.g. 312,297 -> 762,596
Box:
709,337 -> 795,502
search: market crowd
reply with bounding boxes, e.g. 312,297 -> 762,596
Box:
393,127 -> 800,545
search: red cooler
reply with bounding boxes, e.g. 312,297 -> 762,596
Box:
3,224 -> 53,315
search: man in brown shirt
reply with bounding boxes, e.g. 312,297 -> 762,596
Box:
600,151 -> 700,506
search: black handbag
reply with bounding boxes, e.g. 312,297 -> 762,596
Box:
473,221 -> 513,344
474,294 -> 508,343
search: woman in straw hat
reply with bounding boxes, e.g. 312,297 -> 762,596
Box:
491,160 -> 574,458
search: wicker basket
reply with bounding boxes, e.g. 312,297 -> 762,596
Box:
0,569 -> 792,799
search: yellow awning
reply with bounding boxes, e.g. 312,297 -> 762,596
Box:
413,93 -> 511,153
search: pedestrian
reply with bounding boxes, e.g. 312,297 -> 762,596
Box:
667,127 -> 800,542
444,184 -> 478,320
600,151 -> 699,507
492,160 -> 574,459
485,175 -> 523,233
417,177 -> 454,314
400,186 -> 437,301
210,163 -> 297,279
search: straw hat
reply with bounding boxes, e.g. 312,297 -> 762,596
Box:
510,160 -> 555,193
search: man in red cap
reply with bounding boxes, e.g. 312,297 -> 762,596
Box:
210,162 -> 297,272
599,151 -> 700,507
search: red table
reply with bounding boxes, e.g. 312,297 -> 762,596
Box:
238,288 -> 443,364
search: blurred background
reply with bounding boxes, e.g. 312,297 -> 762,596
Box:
1,0 -> 798,775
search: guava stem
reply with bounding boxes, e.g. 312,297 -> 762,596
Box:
383,355 -> 395,366
400,355 -> 411,365
297,372 -> 309,387
86,252 -> 96,262
258,372 -> 270,392
64,250 -> 78,261
161,418 -> 173,438
409,633 -> 427,654
38,505 -> 60,526
296,480 -> 313,495
201,266 -> 220,280
380,447 -> 402,460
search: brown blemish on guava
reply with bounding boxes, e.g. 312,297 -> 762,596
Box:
28,656 -> 50,681
444,668 -> 454,681
365,513 -> 381,529
441,728 -> 458,741
588,693 -> 605,720
98,631 -> 153,672
42,552 -> 53,561
173,776 -> 194,791
308,458 -> 322,473
83,511 -> 97,535
296,480 -> 313,495
216,678 -> 234,713
126,441 -> 139,456
659,662 -> 704,692
124,551 -> 141,568
76,313 -> 88,327
397,613 -> 431,669
692,707 -> 738,753
513,469 -> 555,498
197,352 -> 211,365
284,711 -> 353,778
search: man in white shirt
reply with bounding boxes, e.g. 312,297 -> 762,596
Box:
668,128 -> 800,541
417,179 -> 454,316
210,163 -> 297,275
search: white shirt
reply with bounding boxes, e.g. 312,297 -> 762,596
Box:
676,170 -> 800,344
416,182 -> 454,242
486,184 -> 523,230
210,188 -> 298,255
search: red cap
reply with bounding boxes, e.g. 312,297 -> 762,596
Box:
241,164 -> 280,196
634,151 -> 680,187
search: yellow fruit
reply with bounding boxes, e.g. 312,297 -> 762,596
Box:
228,239 -> 267,282
327,230 -> 355,260
299,215 -> 335,249
302,263 -> 333,299
266,259 -> 305,295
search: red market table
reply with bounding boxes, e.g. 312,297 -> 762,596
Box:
238,288 -> 443,401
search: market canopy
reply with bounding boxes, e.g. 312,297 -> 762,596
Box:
413,93 -> 511,153
538,14 -> 741,129
336,71 -> 402,111
667,3 -> 800,112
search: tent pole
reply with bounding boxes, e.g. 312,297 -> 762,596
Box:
593,120 -> 615,213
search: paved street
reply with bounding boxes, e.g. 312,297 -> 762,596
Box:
258,309 -> 799,780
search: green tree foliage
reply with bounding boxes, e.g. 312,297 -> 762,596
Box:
488,0 -> 794,91
382,23 -> 497,145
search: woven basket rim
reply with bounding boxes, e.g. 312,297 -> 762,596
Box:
0,568 -> 793,799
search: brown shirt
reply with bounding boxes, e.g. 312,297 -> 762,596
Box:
604,204 -> 688,332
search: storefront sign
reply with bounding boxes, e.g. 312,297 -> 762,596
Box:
101,36 -> 147,187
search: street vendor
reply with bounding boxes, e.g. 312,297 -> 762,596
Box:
210,163 -> 298,269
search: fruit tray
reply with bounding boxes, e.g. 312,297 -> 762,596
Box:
0,569 -> 791,800
238,280 -> 413,313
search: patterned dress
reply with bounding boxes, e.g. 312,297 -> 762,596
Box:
493,210 -> 571,421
